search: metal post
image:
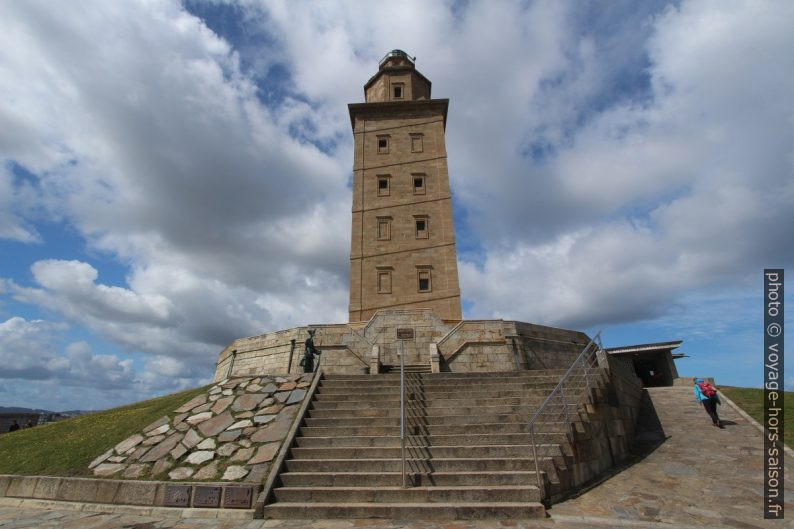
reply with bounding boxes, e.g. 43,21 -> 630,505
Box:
400,337 -> 406,488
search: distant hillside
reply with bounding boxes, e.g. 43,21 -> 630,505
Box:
0,406 -> 90,417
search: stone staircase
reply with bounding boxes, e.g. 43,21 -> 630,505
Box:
263,369 -> 603,519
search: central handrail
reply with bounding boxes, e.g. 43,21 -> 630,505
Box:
400,336 -> 407,487
526,332 -> 603,496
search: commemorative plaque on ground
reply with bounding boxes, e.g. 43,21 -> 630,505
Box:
223,486 -> 253,508
193,486 -> 222,508
163,485 -> 191,507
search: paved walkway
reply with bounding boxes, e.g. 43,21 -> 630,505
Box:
0,387 -> 790,528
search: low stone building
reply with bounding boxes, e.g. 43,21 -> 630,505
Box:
606,340 -> 685,387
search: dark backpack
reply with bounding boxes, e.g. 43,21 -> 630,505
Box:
698,382 -> 716,398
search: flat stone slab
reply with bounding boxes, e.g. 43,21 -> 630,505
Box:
174,394 -> 207,413
247,442 -> 279,464
168,467 -> 194,480
198,411 -> 234,437
196,438 -> 216,450
231,393 -> 268,412
92,463 -> 125,476
250,418 -> 291,443
142,415 -> 169,433
185,450 -> 215,465
211,395 -> 234,414
140,432 -> 183,463
182,428 -> 202,449
222,465 -> 249,481
286,388 -> 306,404
186,411 -> 213,425
114,434 -> 143,454
146,423 -> 171,436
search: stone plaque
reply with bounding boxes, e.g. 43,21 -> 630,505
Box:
396,328 -> 414,340
163,485 -> 191,507
223,486 -> 253,509
193,486 -> 221,508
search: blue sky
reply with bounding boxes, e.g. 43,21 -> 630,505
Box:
0,0 -> 791,411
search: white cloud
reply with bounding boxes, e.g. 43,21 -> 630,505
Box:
0,317 -> 130,386
458,0 -> 794,325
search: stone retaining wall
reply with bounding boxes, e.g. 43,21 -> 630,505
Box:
0,475 -> 258,513
550,351 -> 644,499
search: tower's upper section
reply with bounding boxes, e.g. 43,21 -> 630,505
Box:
364,50 -> 432,102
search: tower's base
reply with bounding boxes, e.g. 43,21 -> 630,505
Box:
214,309 -> 591,382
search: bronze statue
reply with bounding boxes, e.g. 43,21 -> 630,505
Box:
300,329 -> 321,373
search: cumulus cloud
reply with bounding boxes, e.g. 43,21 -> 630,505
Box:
0,316 -> 210,409
456,0 -> 794,326
0,317 -> 130,386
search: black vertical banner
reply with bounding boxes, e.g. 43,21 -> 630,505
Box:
764,269 -> 784,519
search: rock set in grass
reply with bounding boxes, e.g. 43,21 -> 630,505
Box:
89,373 -> 313,482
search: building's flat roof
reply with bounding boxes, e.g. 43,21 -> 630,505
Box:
606,340 -> 683,355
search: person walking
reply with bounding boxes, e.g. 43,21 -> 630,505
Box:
694,378 -> 723,428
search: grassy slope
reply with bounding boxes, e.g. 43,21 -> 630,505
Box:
0,386 -> 207,477
720,386 -> 792,448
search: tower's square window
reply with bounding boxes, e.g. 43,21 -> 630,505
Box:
377,267 -> 393,294
377,135 -> 389,154
414,216 -> 429,238
416,267 -> 432,292
377,175 -> 390,196
411,133 -> 423,153
412,174 -> 426,195
393,84 -> 403,99
377,217 -> 391,240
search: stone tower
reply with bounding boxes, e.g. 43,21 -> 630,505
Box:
348,50 -> 462,322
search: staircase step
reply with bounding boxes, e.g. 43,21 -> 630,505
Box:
290,444 -> 562,459
307,404 -> 552,418
322,369 -> 569,381
284,456 -> 563,473
303,412 -> 568,427
273,485 -> 542,503
299,422 -> 573,437
316,387 -> 560,398
261,501 -> 546,519
294,432 -> 567,447
320,375 -> 564,391
313,395 -> 567,407
281,471 -> 546,487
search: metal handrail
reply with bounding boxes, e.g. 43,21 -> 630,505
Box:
526,333 -> 603,495
400,336 -> 407,487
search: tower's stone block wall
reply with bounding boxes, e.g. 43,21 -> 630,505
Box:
349,52 -> 461,322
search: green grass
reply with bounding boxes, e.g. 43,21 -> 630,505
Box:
0,386 -> 208,477
720,386 -> 793,448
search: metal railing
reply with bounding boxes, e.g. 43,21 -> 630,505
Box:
399,336 -> 407,487
526,333 -> 604,494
